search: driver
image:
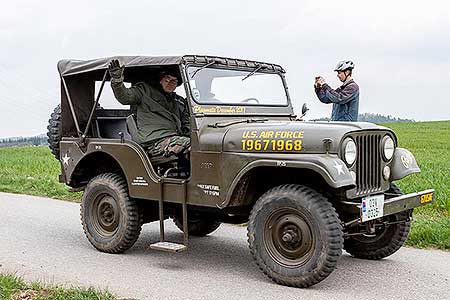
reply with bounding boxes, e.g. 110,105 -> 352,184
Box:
107,59 -> 190,158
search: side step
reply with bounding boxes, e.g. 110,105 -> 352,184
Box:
150,179 -> 189,253
149,241 -> 187,253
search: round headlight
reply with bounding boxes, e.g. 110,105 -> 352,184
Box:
343,138 -> 357,166
382,136 -> 395,161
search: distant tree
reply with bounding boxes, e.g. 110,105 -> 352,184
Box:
0,134 -> 48,147
358,113 -> 414,123
312,113 -> 414,123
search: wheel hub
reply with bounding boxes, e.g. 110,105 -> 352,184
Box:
93,194 -> 119,236
100,203 -> 114,224
282,228 -> 299,244
264,208 -> 315,268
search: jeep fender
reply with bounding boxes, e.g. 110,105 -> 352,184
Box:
224,154 -> 355,207
390,148 -> 420,181
60,139 -> 161,199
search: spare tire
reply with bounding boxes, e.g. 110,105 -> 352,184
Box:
47,104 -> 62,160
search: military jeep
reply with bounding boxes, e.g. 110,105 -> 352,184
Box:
49,55 -> 434,288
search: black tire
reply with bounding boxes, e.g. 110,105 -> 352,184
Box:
81,173 -> 142,253
47,104 -> 61,160
344,183 -> 411,260
248,184 -> 343,288
46,104 -> 102,160
173,212 -> 221,237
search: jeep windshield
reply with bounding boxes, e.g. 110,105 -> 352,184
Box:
186,66 -> 288,106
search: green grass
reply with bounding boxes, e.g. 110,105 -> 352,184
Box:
0,120 -> 449,249
0,146 -> 81,202
0,273 -> 115,300
382,121 -> 450,213
381,121 -> 450,250
405,213 -> 450,249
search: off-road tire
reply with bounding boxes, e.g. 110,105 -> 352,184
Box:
173,213 -> 221,237
248,184 -> 343,288
81,173 -> 142,253
344,183 -> 411,260
47,104 -> 102,160
47,104 -> 61,160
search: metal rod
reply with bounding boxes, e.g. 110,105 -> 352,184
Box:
83,69 -> 109,138
182,180 -> 188,246
159,180 -> 165,242
61,76 -> 81,136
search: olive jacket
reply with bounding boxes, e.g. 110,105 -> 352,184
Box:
111,81 -> 190,147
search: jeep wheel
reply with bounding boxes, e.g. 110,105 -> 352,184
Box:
344,183 -> 411,260
81,173 -> 142,253
47,104 -> 102,161
47,104 -> 61,160
173,212 -> 221,237
248,184 -> 343,288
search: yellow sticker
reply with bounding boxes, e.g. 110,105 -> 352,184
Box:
193,106 -> 245,114
420,193 -> 433,204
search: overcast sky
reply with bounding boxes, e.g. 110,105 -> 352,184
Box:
0,0 -> 449,138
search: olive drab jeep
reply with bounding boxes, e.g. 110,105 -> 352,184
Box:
48,55 -> 435,288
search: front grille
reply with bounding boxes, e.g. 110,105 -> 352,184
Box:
355,134 -> 383,196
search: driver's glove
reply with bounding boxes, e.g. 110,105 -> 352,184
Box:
108,59 -> 124,83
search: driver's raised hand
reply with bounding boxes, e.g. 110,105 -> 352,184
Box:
108,59 -> 124,82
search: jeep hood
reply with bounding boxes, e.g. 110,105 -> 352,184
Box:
221,120 -> 390,154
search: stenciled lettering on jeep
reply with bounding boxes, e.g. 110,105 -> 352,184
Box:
241,130 -> 304,151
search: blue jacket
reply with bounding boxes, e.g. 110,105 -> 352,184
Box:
315,79 -> 359,121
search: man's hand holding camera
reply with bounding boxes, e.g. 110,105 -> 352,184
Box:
314,76 -> 326,88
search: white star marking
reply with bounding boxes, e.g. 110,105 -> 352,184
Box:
62,153 -> 70,165
333,161 -> 345,175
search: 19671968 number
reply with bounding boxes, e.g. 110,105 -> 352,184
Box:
241,139 -> 302,151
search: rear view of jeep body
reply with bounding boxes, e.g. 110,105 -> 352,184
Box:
50,55 -> 434,288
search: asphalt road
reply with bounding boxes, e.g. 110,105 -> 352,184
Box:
1,192 -> 449,300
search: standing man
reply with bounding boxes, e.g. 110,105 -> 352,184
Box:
314,60 -> 359,121
107,59 -> 190,158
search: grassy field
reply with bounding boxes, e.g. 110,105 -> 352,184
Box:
384,121 -> 450,213
0,273 -> 115,300
381,121 -> 450,249
0,146 -> 81,201
0,120 -> 448,249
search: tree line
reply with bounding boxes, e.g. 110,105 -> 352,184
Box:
0,135 -> 48,147
313,113 -> 415,123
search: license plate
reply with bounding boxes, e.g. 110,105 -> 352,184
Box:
361,194 -> 384,222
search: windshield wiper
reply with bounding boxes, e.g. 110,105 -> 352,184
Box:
191,61 -> 216,78
242,65 -> 265,81
208,118 -> 269,128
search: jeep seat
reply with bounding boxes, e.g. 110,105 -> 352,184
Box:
126,114 -> 139,142
126,114 -> 179,166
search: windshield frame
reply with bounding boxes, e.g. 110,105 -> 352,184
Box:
183,63 -> 292,108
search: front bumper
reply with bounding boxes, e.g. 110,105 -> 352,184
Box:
340,189 -> 435,221
383,189 -> 435,217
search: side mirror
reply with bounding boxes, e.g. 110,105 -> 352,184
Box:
296,103 -> 309,121
301,103 -> 309,115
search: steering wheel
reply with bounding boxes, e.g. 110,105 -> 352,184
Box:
241,98 -> 260,104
